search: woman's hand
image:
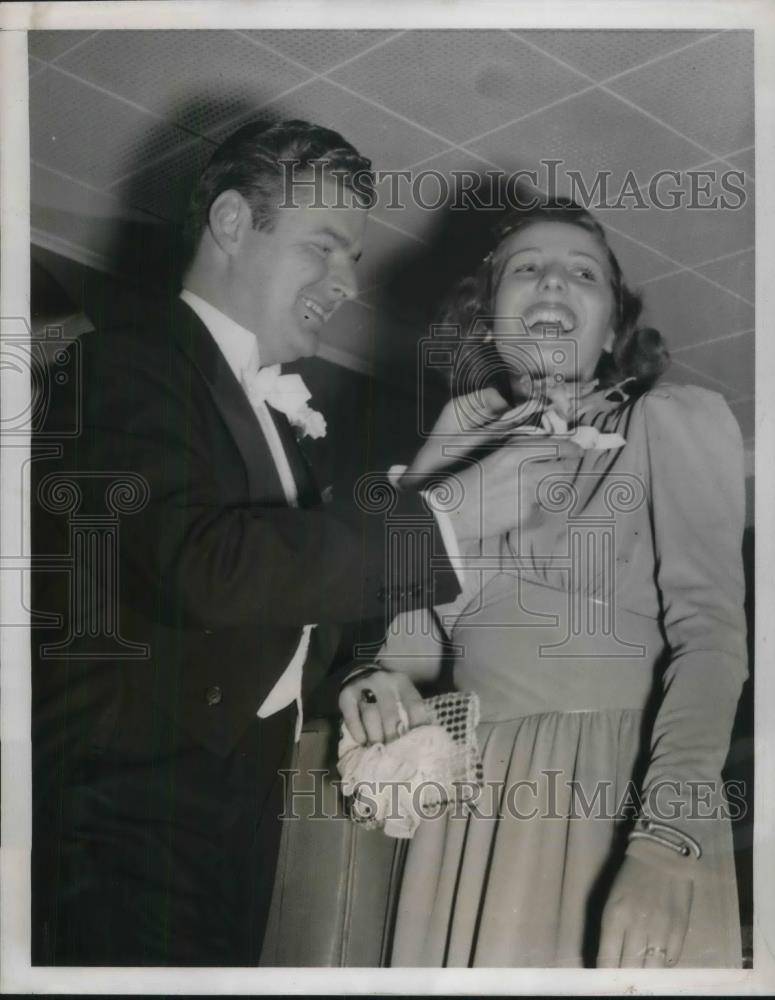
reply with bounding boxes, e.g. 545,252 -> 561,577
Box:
338,668 -> 430,746
596,853 -> 693,967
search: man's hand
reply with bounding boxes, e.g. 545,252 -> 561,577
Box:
441,435 -> 585,545
338,668 -> 430,745
406,388 -> 510,479
596,853 -> 693,967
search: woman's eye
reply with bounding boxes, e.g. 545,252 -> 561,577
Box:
574,267 -> 598,281
513,263 -> 536,273
311,243 -> 332,256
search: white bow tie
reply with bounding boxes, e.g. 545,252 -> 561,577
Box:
242,363 -> 312,417
241,355 -> 327,440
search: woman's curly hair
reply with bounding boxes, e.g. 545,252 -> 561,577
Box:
439,199 -> 670,399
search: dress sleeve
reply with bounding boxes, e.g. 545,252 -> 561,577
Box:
631,386 -> 748,851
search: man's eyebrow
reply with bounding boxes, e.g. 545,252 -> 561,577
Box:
314,226 -> 362,261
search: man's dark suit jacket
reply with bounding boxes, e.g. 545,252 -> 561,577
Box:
31,296 -> 459,965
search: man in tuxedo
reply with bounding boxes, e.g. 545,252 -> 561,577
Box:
31,119 -> 525,966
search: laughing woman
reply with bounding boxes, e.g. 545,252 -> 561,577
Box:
367,200 -> 747,968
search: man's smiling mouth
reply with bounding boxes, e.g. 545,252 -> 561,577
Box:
301,297 -> 330,323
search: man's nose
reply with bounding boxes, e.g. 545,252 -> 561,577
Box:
328,257 -> 358,301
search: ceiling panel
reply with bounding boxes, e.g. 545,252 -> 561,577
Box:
331,31 -> 587,145
209,77 -> 449,171
512,29 -> 714,82
607,31 -> 754,157
730,147 -> 755,180
694,249 -> 754,304
31,66 -> 191,189
671,330 -> 754,399
109,136 -> 216,220
640,269 -> 754,352
28,29 -> 97,63
668,357 -> 745,398
599,229 -> 676,286
468,87 -> 704,199
28,55 -> 46,80
595,168 -> 754,268
370,146 -> 494,241
247,29 -> 398,72
56,30 -> 310,137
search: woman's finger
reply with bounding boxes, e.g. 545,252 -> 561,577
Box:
664,885 -> 693,967
642,910 -> 673,968
394,674 -> 431,730
359,700 -> 386,746
338,686 -> 367,745
643,943 -> 670,968
596,912 -> 625,968
372,690 -> 401,742
619,925 -> 649,968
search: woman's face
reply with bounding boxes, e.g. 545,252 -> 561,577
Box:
492,221 -> 617,384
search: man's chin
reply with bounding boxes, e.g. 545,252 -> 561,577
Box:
291,328 -> 320,361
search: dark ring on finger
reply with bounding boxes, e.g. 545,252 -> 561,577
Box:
360,688 -> 378,705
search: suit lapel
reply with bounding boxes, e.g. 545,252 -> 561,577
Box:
171,300 -> 286,502
171,299 -> 321,507
265,404 -> 321,507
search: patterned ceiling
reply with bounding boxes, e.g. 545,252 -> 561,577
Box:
28,28 -> 755,446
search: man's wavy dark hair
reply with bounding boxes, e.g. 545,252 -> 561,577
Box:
182,118 -> 374,265
439,198 -> 670,398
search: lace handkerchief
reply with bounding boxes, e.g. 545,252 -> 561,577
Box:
337,691 -> 484,839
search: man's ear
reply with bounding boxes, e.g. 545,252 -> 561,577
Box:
208,190 -> 251,256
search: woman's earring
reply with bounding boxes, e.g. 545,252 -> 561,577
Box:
484,330 -> 493,343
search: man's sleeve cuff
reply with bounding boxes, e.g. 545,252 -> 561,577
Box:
384,465 -> 464,598
387,464 -> 407,488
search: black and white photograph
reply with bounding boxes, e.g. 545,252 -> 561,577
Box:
0,1 -> 772,994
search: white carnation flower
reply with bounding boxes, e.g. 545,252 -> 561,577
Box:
289,404 -> 327,440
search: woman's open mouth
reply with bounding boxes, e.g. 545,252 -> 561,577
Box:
523,303 -> 577,333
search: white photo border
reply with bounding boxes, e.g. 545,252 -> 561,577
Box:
1,1 -> 773,993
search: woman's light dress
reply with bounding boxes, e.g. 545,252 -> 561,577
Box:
388,384 -> 747,967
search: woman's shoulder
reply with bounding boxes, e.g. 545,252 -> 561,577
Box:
629,381 -> 743,454
632,381 -> 737,423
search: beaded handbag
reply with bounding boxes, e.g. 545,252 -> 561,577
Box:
337,690 -> 484,839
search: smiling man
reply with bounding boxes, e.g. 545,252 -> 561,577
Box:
31,120 -> 469,967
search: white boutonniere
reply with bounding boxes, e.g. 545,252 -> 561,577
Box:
288,403 -> 327,441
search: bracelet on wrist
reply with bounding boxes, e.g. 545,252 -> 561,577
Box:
339,664 -> 384,691
628,817 -> 702,860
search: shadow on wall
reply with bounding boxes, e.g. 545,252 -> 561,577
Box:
62,94 -> 287,325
